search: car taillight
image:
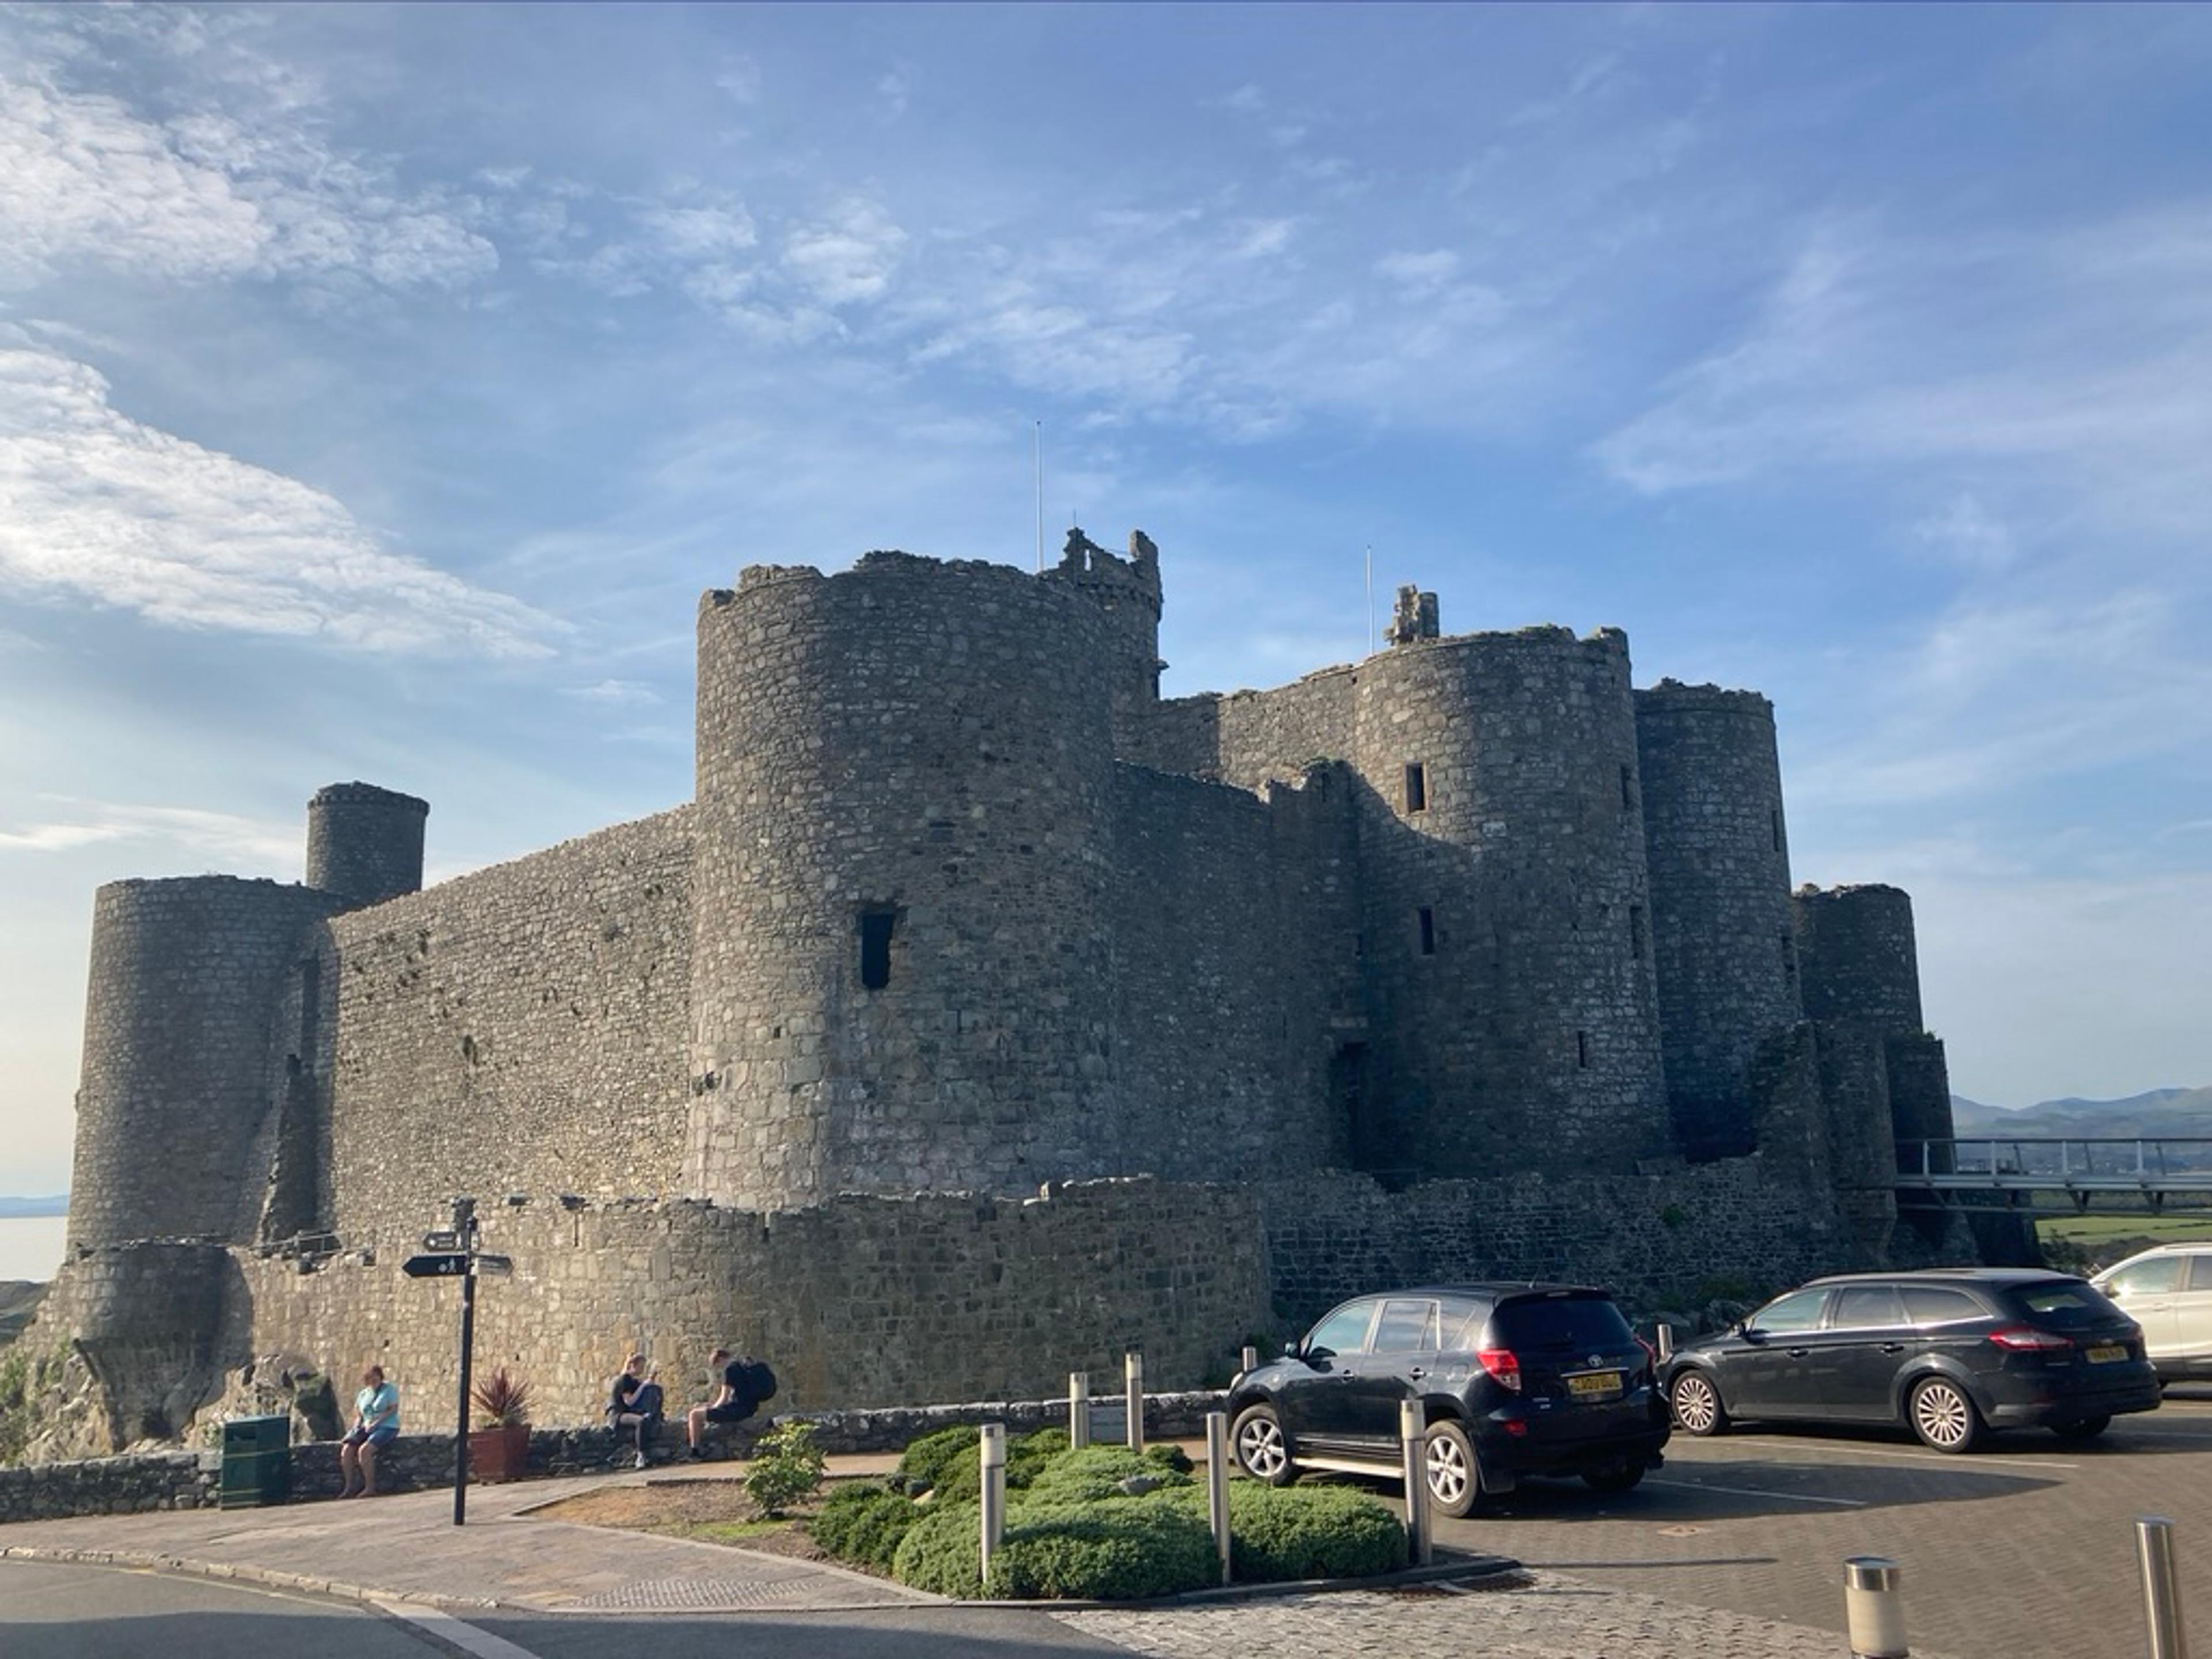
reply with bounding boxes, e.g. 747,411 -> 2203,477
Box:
1478,1347 -> 1522,1392
1988,1326 -> 2072,1351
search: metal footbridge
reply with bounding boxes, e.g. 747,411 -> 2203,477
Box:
1894,1139 -> 2212,1217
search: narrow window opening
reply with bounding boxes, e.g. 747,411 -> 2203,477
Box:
1629,906 -> 1648,961
1771,808 -> 1783,853
1620,763 -> 1635,812
1781,932 -> 1798,986
858,908 -> 896,990
1417,907 -> 1436,956
1577,1029 -> 1592,1070
1404,762 -> 1427,814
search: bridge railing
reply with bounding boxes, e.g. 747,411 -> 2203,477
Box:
1897,1137 -> 2212,1185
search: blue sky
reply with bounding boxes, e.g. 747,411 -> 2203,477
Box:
2,3 -> 2209,1193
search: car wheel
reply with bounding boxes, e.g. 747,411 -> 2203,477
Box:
1423,1418 -> 1483,1519
1671,1370 -> 1729,1437
1581,1458 -> 1647,1494
2052,1414 -> 2112,1442
1230,1403 -> 1296,1487
1908,1376 -> 1983,1453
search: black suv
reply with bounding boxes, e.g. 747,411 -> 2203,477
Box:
1662,1268 -> 2160,1452
1226,1283 -> 1669,1517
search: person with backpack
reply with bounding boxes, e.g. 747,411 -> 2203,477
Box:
685,1345 -> 777,1458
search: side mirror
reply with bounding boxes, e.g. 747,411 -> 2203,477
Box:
1304,1346 -> 1335,1367
1738,1324 -> 1764,1343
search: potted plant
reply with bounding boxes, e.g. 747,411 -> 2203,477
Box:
468,1368 -> 532,1483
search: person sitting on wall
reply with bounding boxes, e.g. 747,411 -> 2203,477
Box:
338,1364 -> 400,1498
685,1346 -> 777,1459
607,1352 -> 665,1469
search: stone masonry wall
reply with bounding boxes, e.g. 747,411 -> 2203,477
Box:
1261,1161 -> 1859,1332
321,809 -> 694,1251
226,1178 -> 1267,1427
1106,765 -> 1353,1179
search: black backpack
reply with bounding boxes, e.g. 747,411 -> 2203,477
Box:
743,1359 -> 778,1407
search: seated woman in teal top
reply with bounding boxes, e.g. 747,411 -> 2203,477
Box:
339,1365 -> 399,1498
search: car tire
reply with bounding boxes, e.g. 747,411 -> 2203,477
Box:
1670,1370 -> 1729,1437
1230,1403 -> 1296,1487
2052,1414 -> 2112,1442
1581,1458 -> 1647,1494
1907,1376 -> 1984,1453
1423,1418 -> 1483,1519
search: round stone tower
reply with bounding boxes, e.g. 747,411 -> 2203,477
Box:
1349,625 -> 1670,1177
305,781 -> 427,910
686,553 -> 1122,1210
68,876 -> 340,1250
1633,681 -> 1803,1157
1791,883 -> 1925,1034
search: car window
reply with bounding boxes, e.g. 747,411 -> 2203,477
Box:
1749,1288 -> 1830,1335
2001,1280 -> 2129,1330
1830,1286 -> 1906,1330
1489,1294 -> 1637,1352
1304,1301 -> 1377,1357
1372,1299 -> 1439,1352
1438,1296 -> 1486,1349
2186,1255 -> 2212,1292
1902,1286 -> 1987,1325
2107,1258 -> 2184,1298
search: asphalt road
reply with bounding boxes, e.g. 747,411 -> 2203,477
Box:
0,1559 -> 440,1659
1432,1383 -> 2212,1659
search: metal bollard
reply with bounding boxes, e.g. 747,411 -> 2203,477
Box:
1069,1371 -> 1091,1450
1125,1351 -> 1145,1452
1400,1400 -> 1433,1566
979,1423 -> 1006,1585
1656,1323 -> 1676,1362
1206,1410 -> 1232,1585
1844,1556 -> 1908,1658
1241,1344 -> 1259,1376
2138,1516 -> 2188,1659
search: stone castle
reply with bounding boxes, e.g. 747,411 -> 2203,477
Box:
34,529 -> 1958,1454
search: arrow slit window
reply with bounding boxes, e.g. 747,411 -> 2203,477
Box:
859,907 -> 896,990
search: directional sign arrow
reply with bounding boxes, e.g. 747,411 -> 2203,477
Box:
403,1252 -> 471,1279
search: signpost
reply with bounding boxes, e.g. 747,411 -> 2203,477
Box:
403,1197 -> 492,1527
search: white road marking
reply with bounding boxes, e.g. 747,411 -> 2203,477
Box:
1645,1477 -> 1866,1508
1701,1440 -> 2080,1472
370,1599 -> 548,1659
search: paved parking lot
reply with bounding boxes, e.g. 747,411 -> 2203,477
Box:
1425,1384 -> 2212,1659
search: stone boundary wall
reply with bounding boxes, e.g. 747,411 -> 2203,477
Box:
0,1392 -> 1231,1525
1260,1161 -> 1874,1332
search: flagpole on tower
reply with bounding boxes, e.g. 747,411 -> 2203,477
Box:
1035,421 -> 1044,573
1365,545 -> 1374,657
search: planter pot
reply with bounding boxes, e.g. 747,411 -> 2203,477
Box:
468,1422 -> 531,1483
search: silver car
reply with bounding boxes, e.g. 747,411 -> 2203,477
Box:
2094,1244 -> 2212,1382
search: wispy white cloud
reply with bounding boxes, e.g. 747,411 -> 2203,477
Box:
0,797 -> 298,868
0,74 -> 495,292
0,344 -> 558,656
782,197 -> 907,306
563,679 -> 662,707
1912,492 -> 2017,571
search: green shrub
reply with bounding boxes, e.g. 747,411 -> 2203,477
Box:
744,1419 -> 825,1517
1024,1445 -> 1194,1506
891,1488 -> 1218,1600
992,1494 -> 1218,1600
1143,1441 -> 1193,1475
933,1425 -> 1077,1503
811,1482 -> 921,1571
1183,1483 -> 1407,1582
892,1425 -> 979,1495
891,1500 -> 987,1597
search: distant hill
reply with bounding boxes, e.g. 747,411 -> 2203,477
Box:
0,1279 -> 45,1346
1952,1087 -> 2212,1140
0,1195 -> 66,1219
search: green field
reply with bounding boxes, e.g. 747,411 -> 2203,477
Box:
2037,1213 -> 2212,1251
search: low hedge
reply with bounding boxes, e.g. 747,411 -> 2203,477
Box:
892,1425 -> 979,1495
828,1424 -> 1407,1600
810,1482 -> 921,1571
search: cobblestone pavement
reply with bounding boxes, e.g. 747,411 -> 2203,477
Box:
1061,1572 -> 1962,1659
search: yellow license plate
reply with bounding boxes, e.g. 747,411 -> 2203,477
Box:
2087,1345 -> 2128,1364
1568,1370 -> 1624,1399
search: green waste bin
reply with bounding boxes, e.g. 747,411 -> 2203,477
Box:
219,1414 -> 292,1509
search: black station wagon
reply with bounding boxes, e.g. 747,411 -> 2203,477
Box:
1661,1268 -> 2160,1452
1226,1283 -> 1671,1517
